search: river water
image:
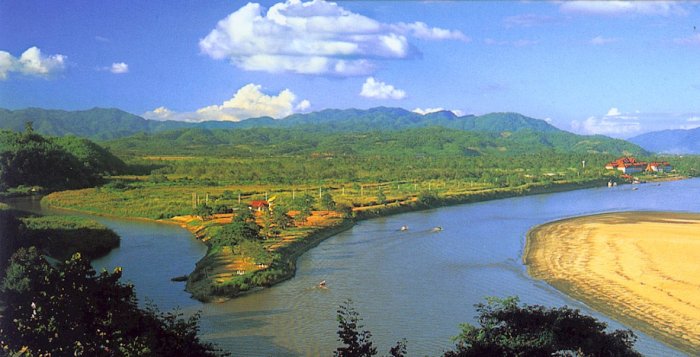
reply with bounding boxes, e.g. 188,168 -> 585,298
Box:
7,179 -> 700,356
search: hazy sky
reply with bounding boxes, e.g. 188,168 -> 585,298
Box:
2,0 -> 700,138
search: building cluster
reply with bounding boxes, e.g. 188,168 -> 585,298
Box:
604,157 -> 672,174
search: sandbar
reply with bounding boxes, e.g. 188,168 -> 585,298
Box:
524,211 -> 700,354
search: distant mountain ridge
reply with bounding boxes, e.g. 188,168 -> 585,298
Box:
629,128 -> 700,154
0,107 -> 562,140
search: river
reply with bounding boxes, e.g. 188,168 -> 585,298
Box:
7,179 -> 700,356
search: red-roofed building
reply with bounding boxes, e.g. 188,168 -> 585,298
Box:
249,200 -> 269,211
646,161 -> 672,173
606,157 -> 673,174
605,157 -> 647,174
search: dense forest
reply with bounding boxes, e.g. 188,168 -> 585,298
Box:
0,125 -> 126,193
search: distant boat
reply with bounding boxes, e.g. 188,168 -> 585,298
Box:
318,280 -> 327,288
632,187 -> 639,191
431,226 -> 443,232
400,225 -> 408,231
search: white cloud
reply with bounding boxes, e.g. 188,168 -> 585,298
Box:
606,107 -> 622,116
503,14 -> 557,28
590,36 -> 619,45
392,22 -> 469,42
199,0 -> 467,76
295,99 -> 311,112
674,33 -> 700,46
360,77 -> 406,100
0,52 -> 13,80
570,107 -> 641,137
680,116 -> 700,129
412,107 -> 464,116
95,36 -> 110,42
142,106 -> 178,121
143,83 -> 311,122
0,47 -> 67,80
560,1 -> 687,17
110,62 -> 129,74
484,38 -> 538,47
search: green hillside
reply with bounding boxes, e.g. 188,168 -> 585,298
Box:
0,129 -> 126,192
104,126 -> 646,158
0,107 -> 562,140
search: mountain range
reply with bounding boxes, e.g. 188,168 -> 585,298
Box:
0,106 -> 648,156
629,128 -> 700,154
0,107 -> 560,140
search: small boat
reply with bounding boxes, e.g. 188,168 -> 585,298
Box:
400,225 -> 408,231
632,187 -> 639,191
318,280 -> 327,288
431,226 -> 443,232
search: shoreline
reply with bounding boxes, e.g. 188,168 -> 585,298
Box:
523,211 -> 700,355
39,176 -> 686,303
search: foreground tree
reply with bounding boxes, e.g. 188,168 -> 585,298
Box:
334,299 -> 406,357
445,297 -> 641,357
0,247 -> 224,356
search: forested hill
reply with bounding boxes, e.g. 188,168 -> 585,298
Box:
105,126 -> 646,158
0,107 -> 562,140
629,127 -> 700,154
0,107 -> 191,140
0,129 -> 126,191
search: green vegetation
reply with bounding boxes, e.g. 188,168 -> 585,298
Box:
446,297 -> 641,356
0,206 -> 119,272
0,126 -> 126,193
333,297 -> 641,357
0,247 -> 223,356
105,126 -> 645,158
19,215 -> 120,260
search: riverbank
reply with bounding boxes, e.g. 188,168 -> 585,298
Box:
176,179 -> 613,301
523,211 -> 700,355
41,176 -> 685,302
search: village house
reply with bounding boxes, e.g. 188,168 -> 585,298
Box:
646,161 -> 673,173
249,200 -> 269,211
604,157 -> 673,174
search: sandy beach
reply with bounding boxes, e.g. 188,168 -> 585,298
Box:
524,211 -> 700,354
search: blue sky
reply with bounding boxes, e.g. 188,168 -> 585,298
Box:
2,0 -> 700,138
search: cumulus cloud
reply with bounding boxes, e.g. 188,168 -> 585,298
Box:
199,0 -> 467,76
360,77 -> 406,100
110,62 -> 129,74
143,83 -> 311,122
570,107 -> 641,137
590,36 -> 619,45
560,1 -> 687,17
412,107 -> 464,116
0,47 -> 66,80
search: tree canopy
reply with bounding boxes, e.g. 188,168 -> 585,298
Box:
0,247 -> 223,356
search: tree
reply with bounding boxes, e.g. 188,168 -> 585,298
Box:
212,212 -> 261,247
272,205 -> 293,230
334,299 -> 406,357
335,299 -> 377,357
290,193 -> 316,211
376,189 -> 387,205
444,297 -> 641,357
194,203 -> 214,219
320,191 -> 337,210
295,206 -> 311,225
0,247 -> 223,356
